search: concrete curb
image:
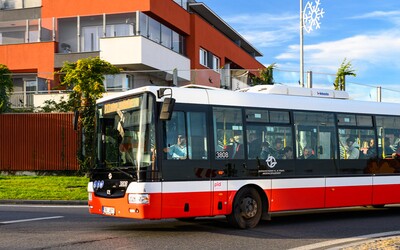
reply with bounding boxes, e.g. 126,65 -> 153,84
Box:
0,200 -> 87,205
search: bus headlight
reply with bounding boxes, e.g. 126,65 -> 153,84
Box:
88,192 -> 93,201
128,194 -> 150,204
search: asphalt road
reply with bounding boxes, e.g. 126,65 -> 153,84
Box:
0,204 -> 399,250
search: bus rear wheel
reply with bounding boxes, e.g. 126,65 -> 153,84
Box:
227,187 -> 262,229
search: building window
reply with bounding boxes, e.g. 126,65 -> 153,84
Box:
200,48 -> 208,67
200,48 -> 220,71
212,55 -> 220,72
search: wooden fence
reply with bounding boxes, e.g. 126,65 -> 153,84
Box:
0,113 -> 79,171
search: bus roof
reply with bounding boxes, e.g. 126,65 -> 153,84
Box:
97,85 -> 400,116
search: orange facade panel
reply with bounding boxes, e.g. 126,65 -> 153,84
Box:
0,42 -> 56,79
0,113 -> 79,171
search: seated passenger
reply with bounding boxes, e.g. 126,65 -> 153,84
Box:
383,138 -> 394,158
259,142 -> 271,159
298,146 -> 315,159
270,138 -> 284,159
346,137 -> 360,159
248,133 -> 262,159
392,142 -> 400,159
365,138 -> 377,158
225,135 -> 244,159
282,146 -> 293,159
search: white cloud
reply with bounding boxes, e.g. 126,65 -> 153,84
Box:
221,13 -> 298,47
351,10 -> 400,25
276,31 -> 400,74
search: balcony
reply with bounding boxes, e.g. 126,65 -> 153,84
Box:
100,36 -> 191,81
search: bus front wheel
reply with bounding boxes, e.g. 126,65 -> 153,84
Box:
227,187 -> 262,229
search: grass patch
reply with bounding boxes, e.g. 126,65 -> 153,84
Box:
0,176 -> 89,200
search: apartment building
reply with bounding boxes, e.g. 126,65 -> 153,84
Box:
0,0 -> 264,108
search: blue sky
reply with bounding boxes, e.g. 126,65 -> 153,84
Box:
201,0 -> 400,101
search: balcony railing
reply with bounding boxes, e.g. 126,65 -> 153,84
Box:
0,0 -> 41,10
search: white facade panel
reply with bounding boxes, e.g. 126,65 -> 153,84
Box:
99,36 -> 190,80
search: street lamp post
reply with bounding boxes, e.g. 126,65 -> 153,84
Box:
300,0 -> 304,87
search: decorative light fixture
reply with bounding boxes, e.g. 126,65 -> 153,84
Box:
300,0 -> 324,87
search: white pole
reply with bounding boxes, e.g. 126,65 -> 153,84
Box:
377,86 -> 382,102
300,0 -> 304,87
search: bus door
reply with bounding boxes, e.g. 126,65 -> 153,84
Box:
160,105 -> 212,218
332,114 -> 376,207
210,107 -> 244,215
293,112 -> 338,210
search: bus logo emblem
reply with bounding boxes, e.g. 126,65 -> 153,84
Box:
266,156 -> 277,168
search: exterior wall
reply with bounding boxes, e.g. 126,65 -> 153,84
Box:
188,14 -> 264,71
0,113 -> 79,171
0,42 -> 56,89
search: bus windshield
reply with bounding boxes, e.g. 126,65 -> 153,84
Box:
95,93 -> 156,178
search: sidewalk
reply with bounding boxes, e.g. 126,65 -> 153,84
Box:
333,236 -> 400,250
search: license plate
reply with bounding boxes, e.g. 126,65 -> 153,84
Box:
102,206 -> 115,215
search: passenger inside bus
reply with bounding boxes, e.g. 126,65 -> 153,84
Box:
119,135 -> 135,165
282,146 -> 293,159
346,136 -> 360,159
271,138 -> 284,159
164,135 -> 187,159
248,133 -> 262,159
298,146 -> 315,159
365,138 -> 377,158
259,142 -> 271,159
226,135 -> 244,159
383,138 -> 394,158
392,141 -> 400,159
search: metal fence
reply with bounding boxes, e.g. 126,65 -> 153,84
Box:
0,113 -> 79,172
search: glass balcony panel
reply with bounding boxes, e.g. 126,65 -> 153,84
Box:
148,16 -> 160,43
24,0 -> 41,8
57,17 -> 77,53
161,24 -> 172,49
106,13 -> 136,37
138,12 -> 148,37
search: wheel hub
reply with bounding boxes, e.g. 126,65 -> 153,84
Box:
240,197 -> 258,218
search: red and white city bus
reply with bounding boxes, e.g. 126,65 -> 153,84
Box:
88,85 -> 400,228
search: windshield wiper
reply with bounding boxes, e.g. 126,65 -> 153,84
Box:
105,161 -> 135,180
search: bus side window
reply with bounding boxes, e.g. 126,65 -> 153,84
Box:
213,107 -> 244,160
376,116 -> 400,159
294,112 -> 336,160
187,112 -> 208,160
163,111 -> 187,160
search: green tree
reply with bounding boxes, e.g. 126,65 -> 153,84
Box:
0,64 -> 13,113
334,58 -> 356,91
58,57 -> 120,174
37,96 -> 73,113
251,63 -> 276,86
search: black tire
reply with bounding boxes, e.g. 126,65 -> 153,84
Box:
226,187 -> 262,229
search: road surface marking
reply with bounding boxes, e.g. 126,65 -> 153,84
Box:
0,216 -> 64,224
288,231 -> 400,250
